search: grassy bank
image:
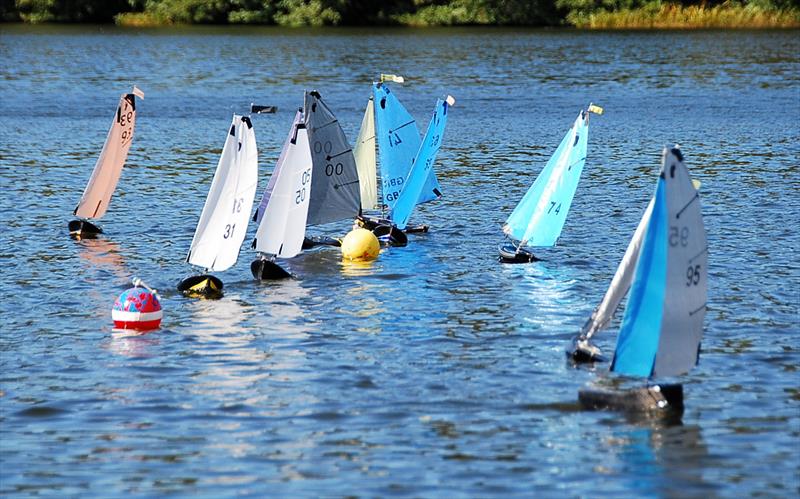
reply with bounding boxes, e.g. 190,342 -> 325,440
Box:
569,3 -> 800,29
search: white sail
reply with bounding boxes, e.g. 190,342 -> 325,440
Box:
611,147 -> 707,378
187,115 -> 258,272
254,110 -> 303,224
74,88 -> 142,219
254,125 -> 313,258
354,98 -> 378,210
652,147 -> 707,376
582,197 -> 655,338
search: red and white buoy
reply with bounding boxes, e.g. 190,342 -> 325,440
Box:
111,277 -> 162,331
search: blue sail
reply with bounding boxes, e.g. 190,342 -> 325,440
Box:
391,98 -> 449,230
503,112 -> 588,247
610,179 -> 668,377
373,83 -> 441,210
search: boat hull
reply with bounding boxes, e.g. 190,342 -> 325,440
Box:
177,274 -> 224,299
68,219 -> 102,240
250,258 -> 292,280
498,242 -> 539,263
578,383 -> 684,415
301,235 -> 342,249
357,215 -> 408,247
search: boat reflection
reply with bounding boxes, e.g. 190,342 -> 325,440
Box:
599,419 -> 714,497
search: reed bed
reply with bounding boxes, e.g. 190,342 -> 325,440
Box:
572,3 -> 800,29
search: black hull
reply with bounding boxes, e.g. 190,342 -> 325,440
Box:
69,219 -> 102,239
578,383 -> 684,416
357,215 -> 408,247
177,274 -> 224,299
498,242 -> 539,263
302,235 -> 341,250
251,258 -> 292,280
566,336 -> 606,364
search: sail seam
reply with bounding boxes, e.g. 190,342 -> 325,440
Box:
689,246 -> 708,263
390,120 -> 415,133
328,149 -> 353,160
676,192 -> 699,219
689,302 -> 706,316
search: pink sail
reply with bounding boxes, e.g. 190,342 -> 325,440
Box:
74,87 -> 143,219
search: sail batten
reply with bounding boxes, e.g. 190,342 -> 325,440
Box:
186,115 -> 258,272
74,90 -> 141,220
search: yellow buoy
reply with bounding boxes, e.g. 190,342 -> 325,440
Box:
341,228 -> 380,262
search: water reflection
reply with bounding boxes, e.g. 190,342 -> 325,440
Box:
600,420 -> 714,498
106,330 -> 161,358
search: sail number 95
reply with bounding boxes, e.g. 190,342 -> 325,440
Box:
686,264 -> 701,287
670,226 -> 689,247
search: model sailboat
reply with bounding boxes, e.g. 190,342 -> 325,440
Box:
499,104 -> 603,263
251,110 -> 313,280
578,146 -> 707,414
70,86 -> 145,239
178,114 -> 258,298
301,90 -> 362,248
353,75 -> 451,245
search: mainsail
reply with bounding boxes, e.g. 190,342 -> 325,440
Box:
186,115 -> 258,272
373,83 -> 441,209
304,91 -> 360,226
611,147 -> 707,378
353,97 -> 378,210
504,110 -> 589,247
74,87 -> 144,219
253,123 -> 313,258
253,110 -> 303,224
391,97 -> 451,230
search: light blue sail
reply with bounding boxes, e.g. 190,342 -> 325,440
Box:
611,180 -> 668,377
391,98 -> 450,230
504,111 -> 589,247
373,83 -> 441,210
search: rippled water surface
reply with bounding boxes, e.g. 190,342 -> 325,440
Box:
1,25 -> 798,497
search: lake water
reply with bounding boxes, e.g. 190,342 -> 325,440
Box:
0,25 -> 798,497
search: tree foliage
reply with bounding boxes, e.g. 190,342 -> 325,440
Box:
4,0 -> 798,25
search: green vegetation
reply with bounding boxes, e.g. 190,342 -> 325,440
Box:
2,0 -> 798,27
